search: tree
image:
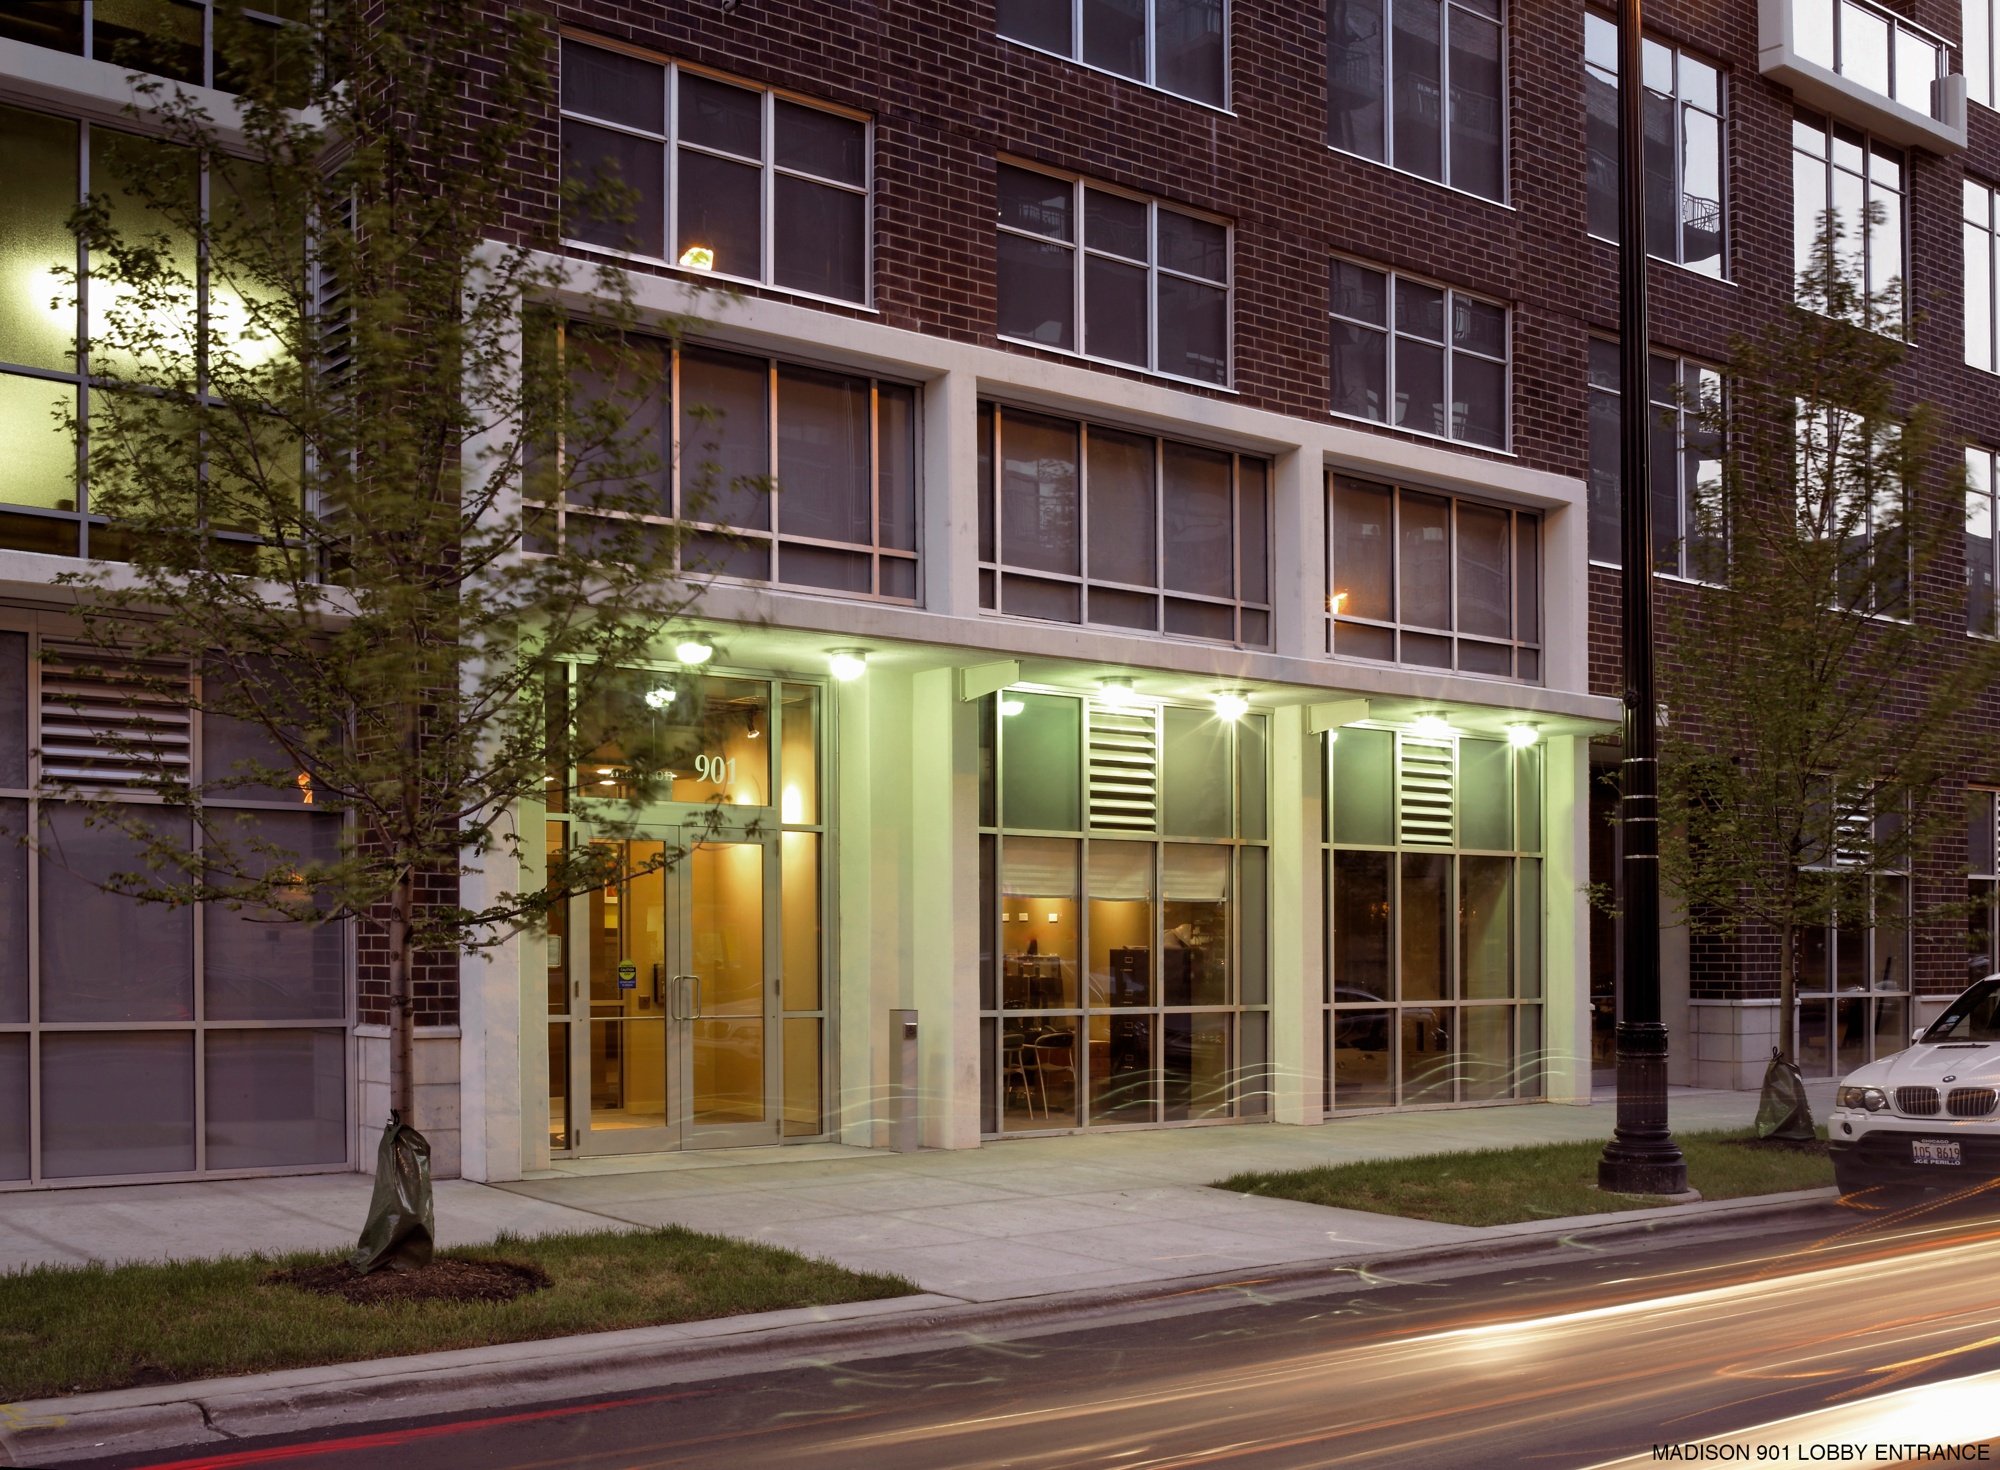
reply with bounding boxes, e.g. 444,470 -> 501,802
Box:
36,0 -> 733,1137
1656,212 -> 2000,1074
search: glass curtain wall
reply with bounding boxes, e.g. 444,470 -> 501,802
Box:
0,627 -> 348,1187
1324,724 -> 1543,1110
976,689 -> 1270,1133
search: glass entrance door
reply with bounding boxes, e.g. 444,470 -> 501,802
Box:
678,829 -> 781,1149
579,839 -> 676,1154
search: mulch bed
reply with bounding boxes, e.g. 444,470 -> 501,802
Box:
268,1258 -> 551,1306
1721,1135 -> 1830,1156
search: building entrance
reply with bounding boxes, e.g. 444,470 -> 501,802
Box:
555,823 -> 781,1153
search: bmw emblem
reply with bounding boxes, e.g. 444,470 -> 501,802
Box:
1943,1074 -> 1958,1083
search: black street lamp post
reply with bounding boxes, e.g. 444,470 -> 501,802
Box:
1598,0 -> 1690,1196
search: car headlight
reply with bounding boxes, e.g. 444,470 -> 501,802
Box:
1836,1085 -> 1890,1113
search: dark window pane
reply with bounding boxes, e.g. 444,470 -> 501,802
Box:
0,634 -> 25,789
1456,501 -> 1510,637
1157,0 -> 1225,104
203,811 -> 344,1019
1085,189 -> 1148,260
1458,639 -> 1512,676
1447,9 -> 1504,199
1332,475 -> 1394,621
1399,490 -> 1451,628
1402,629 -> 1453,667
1395,337 -> 1447,436
1082,0 -> 1146,79
1159,210 -> 1228,282
1335,619 -> 1395,660
1516,513 -> 1540,641
881,555 -> 917,599
1331,725 -> 1394,845
1390,0 -> 1443,180
682,530 -> 769,580
1400,851 -> 1452,1000
1238,459 -> 1268,604
1328,0 -> 1386,158
774,100 -> 865,186
1586,63 -> 1620,240
1003,692 -> 1081,831
678,346 -> 770,530
0,2 -> 83,53
773,175 -> 866,301
1162,440 -> 1233,597
1333,849 -> 1392,1001
561,121 -> 665,255
1330,322 -> 1388,420
779,542 -> 872,592
561,40 -> 664,132
997,164 -> 1073,241
1241,606 -> 1270,645
95,0 -> 203,85
1332,1007 -> 1394,1108
1158,276 -> 1229,383
678,73 -> 762,159
1453,350 -> 1507,447
562,331 -> 669,516
1588,360 -> 1621,563
1395,277 -> 1445,340
0,1033 -> 24,1179
1092,1013 -> 1155,1121
879,382 -> 918,552
997,234 -> 1076,349
1331,258 -> 1389,326
205,1028 -> 347,1167
1643,87 -> 1678,260
1084,255 -> 1148,365
41,1031 -> 193,1178
997,0 -> 1073,54
1163,705 -> 1230,837
776,365 -> 871,544
0,800 -> 22,1023
1240,715 -> 1268,840
0,510 -> 78,555
677,149 -> 762,279
1002,572 -> 1080,622
1000,410 -> 1080,574
1089,586 -> 1156,629
978,400 -> 996,562
39,803 -> 192,1022
1165,597 -> 1235,640
1086,427 -> 1156,586
1453,295 -> 1506,358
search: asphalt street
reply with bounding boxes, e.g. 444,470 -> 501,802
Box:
84,1197 -> 2000,1470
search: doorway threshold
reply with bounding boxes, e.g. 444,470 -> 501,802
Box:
523,1141 -> 880,1180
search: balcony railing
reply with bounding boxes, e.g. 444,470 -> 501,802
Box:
1759,0 -> 1966,153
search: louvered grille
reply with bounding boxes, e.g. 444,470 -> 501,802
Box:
1947,1087 -> 1998,1118
38,648 -> 192,788
1896,1086 -> 1940,1117
1087,705 -> 1158,832
1398,739 -> 1454,846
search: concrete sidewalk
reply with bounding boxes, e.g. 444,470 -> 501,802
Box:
0,1083 -> 1831,1300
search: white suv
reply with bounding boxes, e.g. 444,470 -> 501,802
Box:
1828,976 -> 2000,1201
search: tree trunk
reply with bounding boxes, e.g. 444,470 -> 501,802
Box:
388,871 -> 415,1122
1778,916 -> 1796,1067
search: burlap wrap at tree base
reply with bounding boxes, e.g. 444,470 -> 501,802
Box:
350,1112 -> 435,1274
1754,1048 -> 1818,1142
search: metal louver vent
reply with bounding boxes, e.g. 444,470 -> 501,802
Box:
38,648 -> 193,788
1833,808 -> 1871,868
1398,738 -> 1454,846
1087,704 -> 1158,831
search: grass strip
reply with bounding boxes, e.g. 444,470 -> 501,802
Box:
1213,1128 -> 1834,1228
0,1225 -> 917,1402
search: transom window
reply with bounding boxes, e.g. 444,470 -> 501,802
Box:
1585,340 -> 1723,578
1329,259 -> 1508,450
1327,473 -> 1541,681
559,39 -> 871,305
1585,14 -> 1725,278
995,0 -> 1227,108
1795,110 -> 1902,329
995,163 -> 1231,387
1325,0 -> 1507,202
976,402 -> 1270,645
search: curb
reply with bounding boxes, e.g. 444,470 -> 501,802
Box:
0,1188 -> 1846,1467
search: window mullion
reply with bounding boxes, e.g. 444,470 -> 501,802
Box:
665,66 -> 679,273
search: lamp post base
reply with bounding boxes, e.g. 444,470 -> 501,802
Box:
1597,1021 -> 1688,1196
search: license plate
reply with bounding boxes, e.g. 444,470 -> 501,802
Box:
1913,1139 -> 1962,1166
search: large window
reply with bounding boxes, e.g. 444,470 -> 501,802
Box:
528,334 -> 919,602
1967,180 -> 2000,374
0,630 -> 348,1187
1970,447 -> 1999,637
0,102 -> 294,561
995,163 -> 1231,386
1972,790 -> 2000,989
1794,110 -> 1903,329
1795,399 -> 1904,615
1324,724 -> 1544,1110
1584,14 -> 1724,278
559,40 -> 871,305
995,0 -> 1227,108
975,402 -> 1269,644
1325,0 -> 1506,202
1327,474 -> 1541,680
1585,339 -> 1722,577
1797,0 -> 1949,117
1329,259 -> 1507,449
977,689 -> 1269,1133
1796,821 -> 1909,1079
0,0 -> 302,95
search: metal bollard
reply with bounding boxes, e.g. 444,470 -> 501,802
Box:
889,1008 -> 919,1153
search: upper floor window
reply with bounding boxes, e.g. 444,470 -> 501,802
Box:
1795,110 -> 1903,329
528,333 -> 918,603
1973,0 -> 2000,114
1584,13 -> 1724,278
996,0 -> 1227,108
1966,446 -> 1998,636
1585,339 -> 1722,578
1325,0 -> 1505,202
0,0 -> 304,96
1327,473 -> 1541,681
975,401 -> 1270,646
1967,180 -> 2000,373
1329,259 -> 1507,450
559,40 -> 870,306
1795,399 -> 1905,615
1797,0 -> 1948,116
995,163 -> 1230,387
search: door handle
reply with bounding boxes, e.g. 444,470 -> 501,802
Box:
668,974 -> 700,1021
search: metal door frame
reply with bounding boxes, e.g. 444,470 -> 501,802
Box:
673,816 -> 783,1150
